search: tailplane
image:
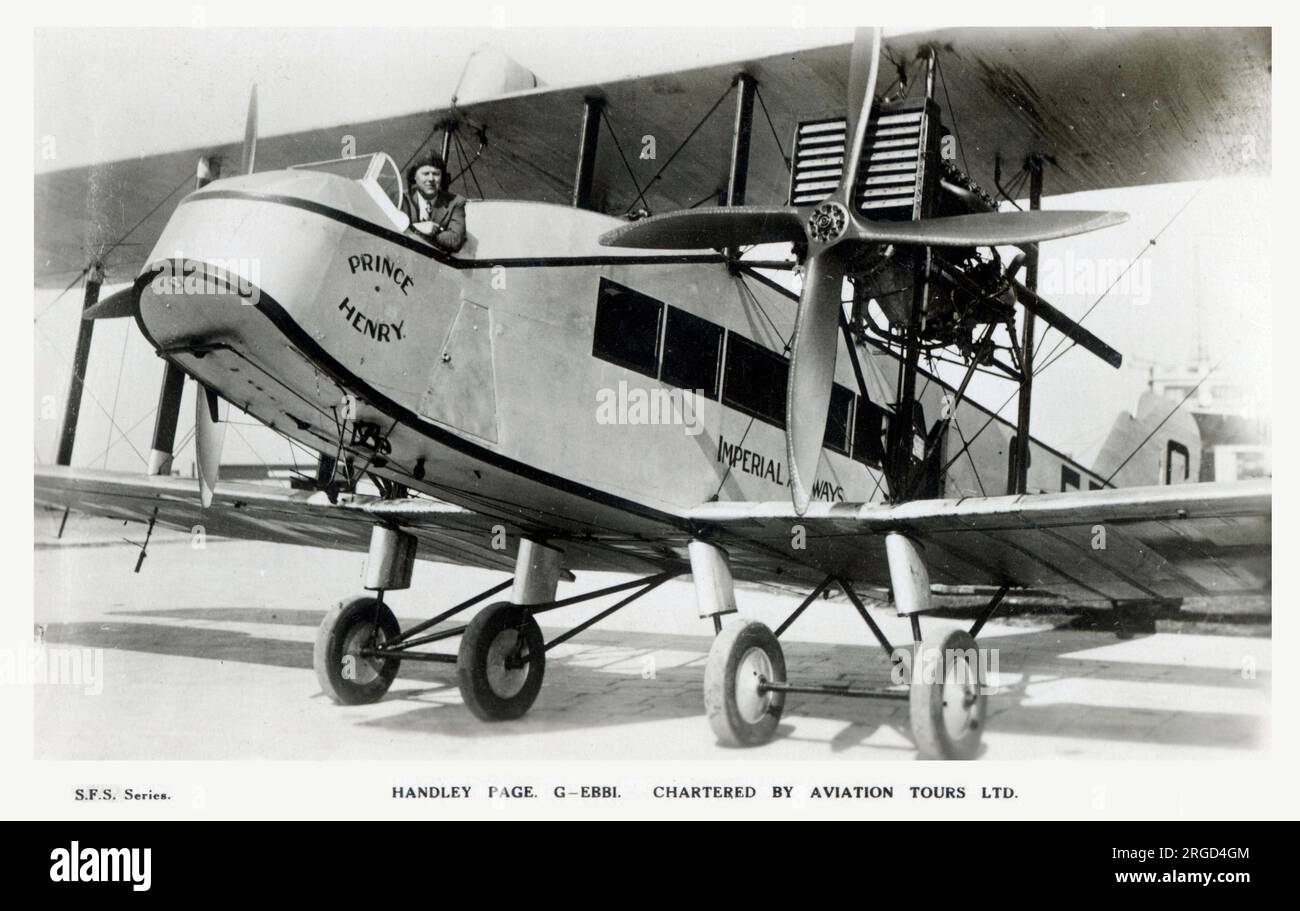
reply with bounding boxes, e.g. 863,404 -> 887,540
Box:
1092,391 -> 1201,487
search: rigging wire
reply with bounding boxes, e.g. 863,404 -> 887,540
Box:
688,187 -> 725,209
226,420 -> 274,476
752,85 -> 790,172
96,169 -> 196,273
625,82 -> 735,215
710,414 -> 759,502
171,424 -> 197,468
600,108 -> 651,215
1033,181 -> 1209,377
736,272 -> 791,353
934,54 -> 971,179
82,405 -> 157,468
36,168 -> 192,323
33,319 -> 148,466
1102,351 -> 1231,486
399,119 -> 447,174
936,383 -> 1019,482
102,323 -> 132,467
36,165 -> 198,468
481,141 -> 572,202
453,130 -> 486,199
925,351 -> 987,497
34,270 -> 94,325
935,180 -> 1211,479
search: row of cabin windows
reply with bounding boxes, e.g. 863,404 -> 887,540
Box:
592,277 -> 889,468
1011,436 -> 1105,492
1057,441 -> 1186,491
1061,466 -> 1107,491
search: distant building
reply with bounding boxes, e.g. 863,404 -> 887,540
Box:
1149,359 -> 1270,481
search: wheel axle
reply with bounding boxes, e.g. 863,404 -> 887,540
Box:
757,679 -> 911,700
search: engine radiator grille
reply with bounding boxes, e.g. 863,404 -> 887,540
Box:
788,99 -> 942,221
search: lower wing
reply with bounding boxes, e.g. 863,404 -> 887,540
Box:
691,480 -> 1271,602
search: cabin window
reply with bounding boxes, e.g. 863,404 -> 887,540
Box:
824,384 -> 854,455
660,306 -> 723,399
1061,465 -> 1081,491
291,155 -> 375,181
722,332 -> 788,427
1166,440 -> 1190,484
1089,480 -> 1104,491
290,152 -> 405,210
852,399 -> 888,468
592,277 -> 663,378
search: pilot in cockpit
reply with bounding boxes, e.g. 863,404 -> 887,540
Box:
404,153 -> 467,253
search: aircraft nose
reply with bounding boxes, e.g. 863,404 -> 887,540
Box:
135,257 -> 267,351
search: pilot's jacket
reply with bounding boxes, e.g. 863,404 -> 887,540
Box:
405,189 -> 467,253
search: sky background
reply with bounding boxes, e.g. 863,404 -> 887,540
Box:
32,26 -> 1271,475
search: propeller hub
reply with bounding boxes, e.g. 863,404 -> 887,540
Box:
807,202 -> 849,244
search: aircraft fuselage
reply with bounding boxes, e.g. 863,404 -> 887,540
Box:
133,164 -> 1109,548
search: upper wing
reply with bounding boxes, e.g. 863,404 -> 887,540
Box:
36,27 -> 1269,286
880,27 -> 1270,200
35,465 -> 679,577
452,27 -> 1269,218
691,480 -> 1271,603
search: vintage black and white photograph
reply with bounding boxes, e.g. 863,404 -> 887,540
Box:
27,8 -> 1275,800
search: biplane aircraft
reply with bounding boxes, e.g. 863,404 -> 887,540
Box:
35,27 -> 1271,758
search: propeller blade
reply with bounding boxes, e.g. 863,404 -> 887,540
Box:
240,85 -> 258,175
81,285 -> 139,320
856,209 -> 1128,247
1010,279 -> 1123,369
598,206 -> 804,250
785,251 -> 847,515
195,384 -> 226,508
840,27 -> 883,203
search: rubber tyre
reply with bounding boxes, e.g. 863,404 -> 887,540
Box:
704,620 -> 786,747
909,628 -> 987,760
457,602 -> 546,721
314,596 -> 402,705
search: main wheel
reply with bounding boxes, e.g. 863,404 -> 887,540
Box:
314,596 -> 402,705
909,628 -> 987,760
704,620 -> 786,747
457,602 -> 546,721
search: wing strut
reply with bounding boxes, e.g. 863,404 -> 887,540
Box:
54,264 -> 105,466
1011,159 -> 1044,495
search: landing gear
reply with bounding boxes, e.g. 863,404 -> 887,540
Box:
701,570 -> 999,759
456,602 -> 546,721
313,596 -> 402,705
704,620 -> 786,746
909,628 -> 987,760
313,528 -> 684,725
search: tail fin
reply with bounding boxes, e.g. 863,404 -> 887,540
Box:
1092,391 -> 1202,488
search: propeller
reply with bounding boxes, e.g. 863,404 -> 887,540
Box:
81,283 -> 141,320
195,384 -> 226,508
599,28 -> 1127,514
81,87 -> 258,324
240,84 -> 258,175
192,85 -> 257,505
